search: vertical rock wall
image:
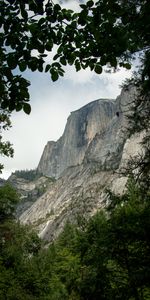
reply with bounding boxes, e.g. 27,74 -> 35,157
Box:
37,98 -> 117,178
37,86 -> 137,178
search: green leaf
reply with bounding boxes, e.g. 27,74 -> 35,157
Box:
52,62 -> 61,68
20,89 -> 30,100
19,61 -> 27,72
75,60 -> 81,72
28,58 -> 38,71
23,103 -> 31,115
37,43 -> 44,54
38,17 -> 45,26
87,1 -> 94,7
16,103 -> 23,112
21,7 -> 28,19
58,70 -> 64,77
54,4 -> 61,11
89,63 -> 94,71
39,54 -> 47,58
94,64 -> 102,74
78,10 -> 88,26
110,58 -> 117,68
68,53 -> 75,66
45,64 -> 50,72
60,57 -> 67,66
50,69 -> 59,82
29,23 -> 38,35
53,53 -> 60,61
38,63 -> 43,72
52,72 -> 59,82
124,63 -> 131,70
80,4 -> 87,9
45,41 -> 53,51
7,55 -> 17,70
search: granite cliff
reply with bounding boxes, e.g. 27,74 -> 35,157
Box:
8,172 -> 55,217
37,98 -> 117,178
19,86 -> 143,242
37,87 -> 132,178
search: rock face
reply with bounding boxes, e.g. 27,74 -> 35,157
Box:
20,86 -> 143,242
38,98 -> 117,178
8,173 -> 54,217
38,87 -> 135,178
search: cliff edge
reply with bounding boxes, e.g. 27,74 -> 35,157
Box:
38,87 -> 135,179
20,86 -> 143,242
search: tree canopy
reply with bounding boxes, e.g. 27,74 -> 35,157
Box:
0,0 -> 149,113
0,179 -> 149,299
0,2 -> 150,298
0,0 -> 150,174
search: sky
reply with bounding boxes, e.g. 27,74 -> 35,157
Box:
0,0 -> 133,179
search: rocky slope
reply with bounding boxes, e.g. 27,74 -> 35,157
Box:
8,173 -> 54,217
37,86 -> 135,178
19,86 -> 143,242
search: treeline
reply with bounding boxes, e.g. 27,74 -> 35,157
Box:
0,180 -> 150,299
13,169 -> 43,181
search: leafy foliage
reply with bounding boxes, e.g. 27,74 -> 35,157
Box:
0,2 -> 149,298
0,0 -> 150,173
0,184 -> 19,222
49,179 -> 150,299
0,110 -> 13,173
0,183 -> 42,299
0,0 -> 149,113
0,179 -> 149,299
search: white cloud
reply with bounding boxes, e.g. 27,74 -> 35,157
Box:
1,64 -> 132,179
64,64 -> 132,91
1,0 -> 140,181
54,0 -> 81,12
0,0 -> 134,179
64,66 -> 94,84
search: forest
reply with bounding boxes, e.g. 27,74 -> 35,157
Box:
0,179 -> 150,299
12,169 -> 43,182
0,0 -> 150,299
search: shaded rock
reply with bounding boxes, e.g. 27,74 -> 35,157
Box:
37,98 -> 117,178
8,173 -> 54,217
38,86 -> 137,179
20,86 -> 141,242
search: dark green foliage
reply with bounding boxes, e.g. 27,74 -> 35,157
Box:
0,110 -> 13,173
0,0 -> 150,174
47,180 -> 150,300
0,0 -> 149,114
105,180 -> 150,299
0,222 -> 43,300
0,1 -> 150,298
13,169 -> 43,181
0,183 -> 42,299
0,184 -> 19,222
0,179 -> 150,299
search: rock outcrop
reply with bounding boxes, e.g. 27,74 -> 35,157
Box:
8,173 -> 54,217
19,86 -> 144,242
38,87 -> 137,179
38,98 -> 118,178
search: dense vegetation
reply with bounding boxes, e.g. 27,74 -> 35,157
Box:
0,179 -> 150,300
0,1 -> 150,299
0,0 -> 149,113
12,169 -> 43,181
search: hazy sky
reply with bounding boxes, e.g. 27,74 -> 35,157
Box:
1,66 -> 132,179
0,0 -> 133,179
